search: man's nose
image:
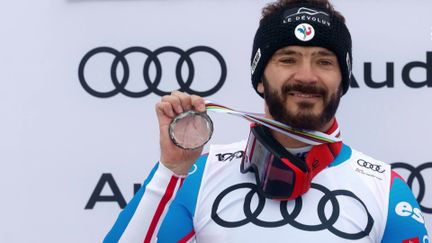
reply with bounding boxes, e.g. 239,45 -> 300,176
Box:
292,62 -> 318,84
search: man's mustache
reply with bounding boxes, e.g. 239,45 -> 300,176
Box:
282,83 -> 327,96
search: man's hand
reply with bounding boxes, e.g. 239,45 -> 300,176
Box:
155,91 -> 206,175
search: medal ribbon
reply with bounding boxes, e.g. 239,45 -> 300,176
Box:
205,100 -> 341,145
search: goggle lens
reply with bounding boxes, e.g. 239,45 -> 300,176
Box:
242,127 -> 300,199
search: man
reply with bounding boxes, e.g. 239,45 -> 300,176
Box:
105,0 -> 429,242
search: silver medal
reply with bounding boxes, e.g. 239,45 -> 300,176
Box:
169,110 -> 214,150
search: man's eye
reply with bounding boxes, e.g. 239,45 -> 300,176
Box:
318,60 -> 333,66
280,58 -> 296,64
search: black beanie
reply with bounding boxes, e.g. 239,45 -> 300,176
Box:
251,3 -> 352,97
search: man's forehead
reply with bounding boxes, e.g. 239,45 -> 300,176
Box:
274,46 -> 337,56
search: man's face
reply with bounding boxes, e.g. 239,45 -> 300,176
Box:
257,46 -> 342,131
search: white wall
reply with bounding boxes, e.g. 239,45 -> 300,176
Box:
0,0 -> 430,242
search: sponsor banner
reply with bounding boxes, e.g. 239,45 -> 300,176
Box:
78,46 -> 227,98
392,162 -> 432,215
1,0 -> 431,242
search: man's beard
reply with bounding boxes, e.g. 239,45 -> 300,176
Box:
263,77 -> 341,131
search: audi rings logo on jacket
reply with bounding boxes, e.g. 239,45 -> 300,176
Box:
391,162 -> 432,214
78,46 -> 227,98
357,159 -> 385,173
211,183 -> 374,240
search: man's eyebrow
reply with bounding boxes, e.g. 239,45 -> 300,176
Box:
312,50 -> 337,57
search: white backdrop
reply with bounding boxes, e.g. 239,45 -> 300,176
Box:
0,0 -> 431,242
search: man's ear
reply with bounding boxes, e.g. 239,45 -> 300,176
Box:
257,81 -> 264,95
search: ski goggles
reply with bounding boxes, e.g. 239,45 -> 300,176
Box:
241,123 -> 311,200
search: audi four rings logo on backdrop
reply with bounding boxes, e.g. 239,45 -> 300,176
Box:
78,46 -> 227,98
392,162 -> 432,214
